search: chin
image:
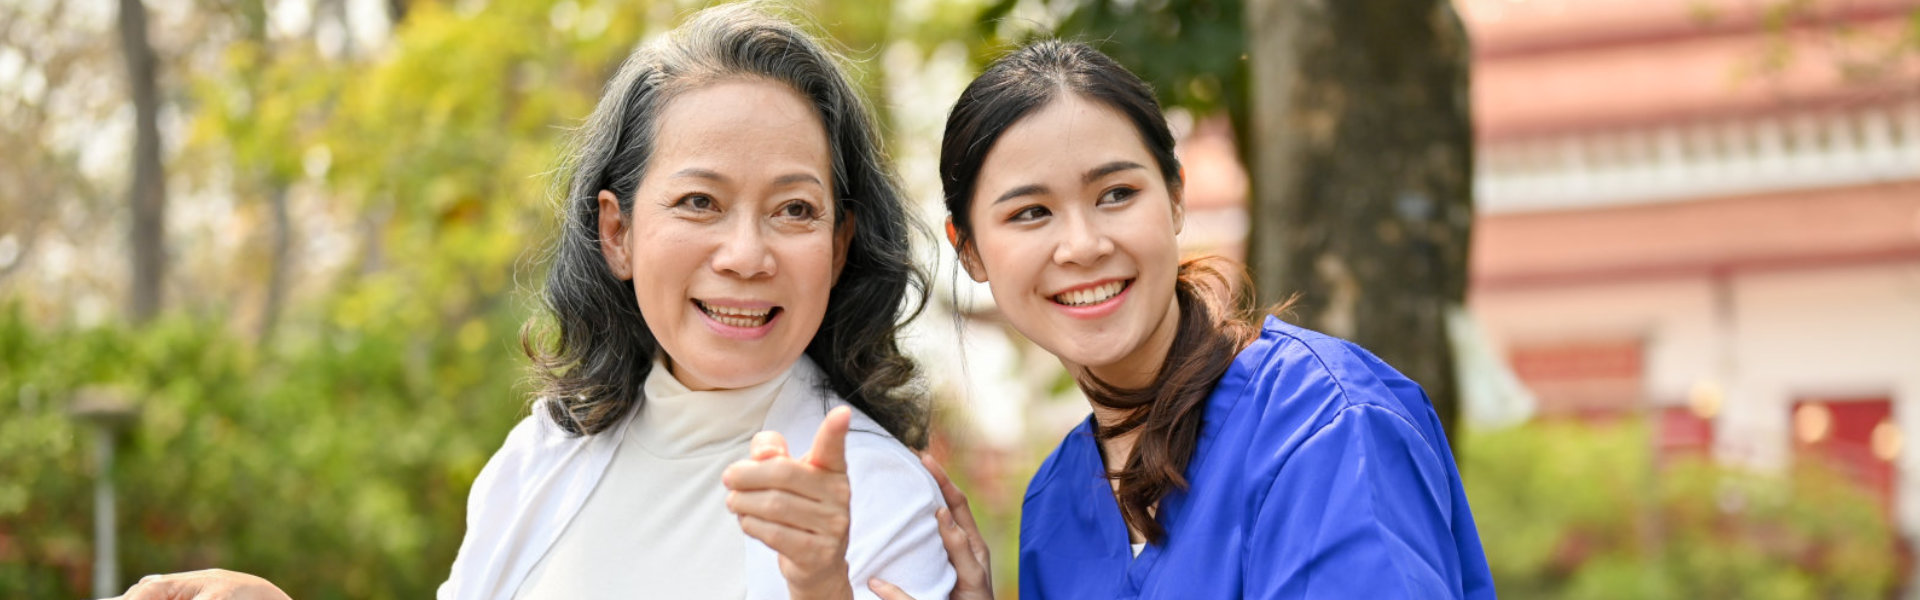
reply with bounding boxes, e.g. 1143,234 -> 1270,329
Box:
678,356 -> 785,388
1050,344 -> 1130,376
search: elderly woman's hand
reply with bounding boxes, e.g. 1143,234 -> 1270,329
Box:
108,569 -> 292,600
724,406 -> 856,600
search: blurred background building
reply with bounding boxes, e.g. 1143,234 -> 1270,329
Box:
1462,0 -> 1920,546
1104,0 -> 1920,592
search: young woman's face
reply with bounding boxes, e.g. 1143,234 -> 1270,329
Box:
960,94 -> 1184,387
599,78 -> 843,391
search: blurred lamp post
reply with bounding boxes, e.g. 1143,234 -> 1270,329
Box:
69,387 -> 140,598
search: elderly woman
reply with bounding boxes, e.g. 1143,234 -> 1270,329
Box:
114,5 -> 954,600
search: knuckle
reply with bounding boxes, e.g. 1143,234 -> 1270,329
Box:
767,524 -> 792,548
741,519 -> 763,539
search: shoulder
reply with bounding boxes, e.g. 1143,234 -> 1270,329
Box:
469,399 -> 611,504
1225,318 -> 1447,485
1022,417 -> 1093,504
1239,317 -> 1435,440
837,400 -> 943,506
469,405 -> 546,491
772,358 -> 943,505
444,400 -> 617,599
484,401 -> 576,467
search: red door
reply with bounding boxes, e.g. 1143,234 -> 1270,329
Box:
1792,397 -> 1897,515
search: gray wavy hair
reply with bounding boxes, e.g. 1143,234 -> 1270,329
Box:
521,2 -> 931,447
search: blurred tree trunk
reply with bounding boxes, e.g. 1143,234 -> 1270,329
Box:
1243,0 -> 1474,446
259,185 -> 291,345
118,0 -> 167,324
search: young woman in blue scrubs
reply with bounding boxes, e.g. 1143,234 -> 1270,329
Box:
871,40 -> 1496,599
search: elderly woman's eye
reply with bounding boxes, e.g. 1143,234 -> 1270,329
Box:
779,201 -> 817,219
674,193 -> 718,211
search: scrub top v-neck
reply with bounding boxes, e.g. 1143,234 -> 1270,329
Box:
1018,317 -> 1497,599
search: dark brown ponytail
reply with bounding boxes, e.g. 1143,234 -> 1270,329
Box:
1077,257 -> 1264,543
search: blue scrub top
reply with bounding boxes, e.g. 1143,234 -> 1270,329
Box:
1019,317 -> 1496,599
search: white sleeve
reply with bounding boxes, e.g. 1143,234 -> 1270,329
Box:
842,433 -> 957,600
438,412 -> 546,600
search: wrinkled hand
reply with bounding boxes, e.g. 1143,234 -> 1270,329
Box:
107,569 -> 292,600
868,453 -> 994,600
724,406 -> 855,600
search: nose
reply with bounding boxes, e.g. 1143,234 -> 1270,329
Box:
711,217 -> 777,279
1052,211 -> 1114,267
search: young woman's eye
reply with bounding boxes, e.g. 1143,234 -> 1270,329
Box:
673,193 -> 718,211
776,200 -> 819,220
1098,186 -> 1139,205
1009,205 -> 1051,223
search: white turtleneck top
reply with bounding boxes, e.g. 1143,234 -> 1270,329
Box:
513,357 -> 790,599
438,354 -> 953,600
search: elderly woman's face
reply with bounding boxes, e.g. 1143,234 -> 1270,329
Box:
597,78 -> 843,390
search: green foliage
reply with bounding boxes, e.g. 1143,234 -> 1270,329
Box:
1463,422 -> 1897,599
1,0 -> 670,595
973,0 -> 1246,117
0,295 -> 530,598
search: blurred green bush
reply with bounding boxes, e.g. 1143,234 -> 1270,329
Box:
0,299 -> 528,599
1464,420 -> 1898,599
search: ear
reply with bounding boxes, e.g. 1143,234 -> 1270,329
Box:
597,190 -> 633,280
832,205 -> 855,283
946,218 -> 987,283
1169,181 -> 1186,236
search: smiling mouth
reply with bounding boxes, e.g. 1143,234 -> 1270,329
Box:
694,300 -> 781,328
1051,279 -> 1132,307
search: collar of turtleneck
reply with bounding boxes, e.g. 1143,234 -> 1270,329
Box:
629,354 -> 795,458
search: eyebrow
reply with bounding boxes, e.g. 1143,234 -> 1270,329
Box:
670,168 -> 824,188
672,167 -> 728,182
1084,160 -> 1148,184
773,172 -> 825,187
991,160 -> 1149,205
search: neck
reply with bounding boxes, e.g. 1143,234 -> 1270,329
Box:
1090,411 -> 1139,472
1080,293 -> 1181,470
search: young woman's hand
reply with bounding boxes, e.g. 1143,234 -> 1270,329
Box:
724,406 -> 856,600
107,569 -> 292,600
868,453 -> 995,600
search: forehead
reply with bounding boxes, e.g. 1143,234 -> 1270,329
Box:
649,78 -> 832,171
979,94 -> 1155,183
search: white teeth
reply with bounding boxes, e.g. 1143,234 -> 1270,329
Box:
1053,281 -> 1126,307
697,301 -> 774,327
712,314 -> 765,328
705,304 -> 770,318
